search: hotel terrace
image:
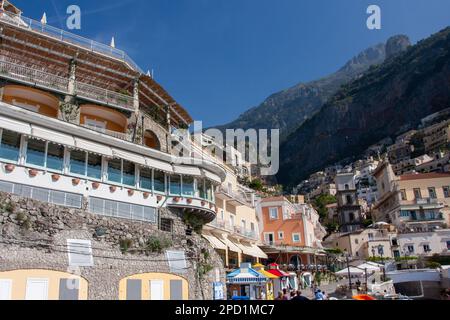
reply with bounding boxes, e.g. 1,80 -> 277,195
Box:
0,0 -> 235,300
0,1 -> 226,219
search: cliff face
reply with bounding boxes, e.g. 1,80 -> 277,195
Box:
215,42 -> 387,141
277,27 -> 450,187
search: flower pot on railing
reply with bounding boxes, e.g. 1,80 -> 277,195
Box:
4,164 -> 15,172
28,169 -> 38,177
92,182 -> 100,190
173,197 -> 180,203
72,178 -> 80,186
51,174 -> 60,181
157,195 -> 163,202
201,201 -> 206,206
128,189 -> 134,196
209,203 -> 214,209
187,198 -> 193,204
109,186 -> 117,193
143,192 -> 150,199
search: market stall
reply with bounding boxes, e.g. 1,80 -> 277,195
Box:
226,263 -> 268,300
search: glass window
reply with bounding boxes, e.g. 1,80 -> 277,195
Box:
278,231 -> 284,240
182,176 -> 195,197
70,149 -> 86,176
0,130 -> 21,161
423,244 -> 431,253
206,180 -> 213,201
407,245 -> 414,253
269,208 -> 278,219
154,170 -> 165,193
107,158 -> 122,183
140,167 -> 152,191
447,241 -> 450,250
400,189 -> 407,200
46,143 -> 64,171
122,160 -> 135,186
443,186 -> 450,198
413,188 -> 422,199
198,179 -> 206,199
87,154 -> 102,180
26,138 -> 46,167
428,187 -> 437,199
292,233 -> 301,243
169,175 -> 181,195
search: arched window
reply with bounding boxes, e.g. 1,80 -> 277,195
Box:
144,130 -> 161,151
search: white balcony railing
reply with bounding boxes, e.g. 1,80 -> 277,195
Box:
0,60 -> 69,92
207,219 -> 258,240
0,60 -> 135,111
80,124 -> 131,142
0,10 -> 143,73
75,82 -> 134,111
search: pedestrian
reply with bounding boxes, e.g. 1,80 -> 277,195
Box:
315,289 -> 324,300
260,291 -> 266,300
291,290 -> 310,301
275,291 -> 284,300
282,288 -> 290,300
290,291 -> 296,299
322,291 -> 328,300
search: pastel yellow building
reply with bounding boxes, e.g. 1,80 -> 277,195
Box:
0,269 -> 88,300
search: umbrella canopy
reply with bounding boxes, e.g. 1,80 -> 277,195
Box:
335,267 -> 366,277
252,264 -> 279,279
227,266 -> 267,284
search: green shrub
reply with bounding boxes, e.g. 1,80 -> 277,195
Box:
119,238 -> 133,253
145,236 -> 172,254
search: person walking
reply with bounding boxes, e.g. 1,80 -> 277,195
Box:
315,289 -> 324,300
275,291 -> 284,300
282,288 -> 290,300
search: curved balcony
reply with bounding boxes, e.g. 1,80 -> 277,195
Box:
1,84 -> 59,118
79,104 -> 130,141
166,196 -> 216,223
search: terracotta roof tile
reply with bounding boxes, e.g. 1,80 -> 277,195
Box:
400,172 -> 450,181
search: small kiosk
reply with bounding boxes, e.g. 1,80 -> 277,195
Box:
253,263 -> 279,300
265,263 -> 291,294
226,263 -> 268,300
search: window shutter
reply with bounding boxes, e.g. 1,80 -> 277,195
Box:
67,239 -> 93,267
166,250 -> 187,273
59,278 -> 79,300
126,279 -> 142,300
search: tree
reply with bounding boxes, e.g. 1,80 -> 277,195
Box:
248,179 -> 264,191
313,194 -> 337,220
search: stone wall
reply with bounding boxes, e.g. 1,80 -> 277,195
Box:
0,192 -> 225,300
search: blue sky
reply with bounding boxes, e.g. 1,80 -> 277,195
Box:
13,0 -> 450,127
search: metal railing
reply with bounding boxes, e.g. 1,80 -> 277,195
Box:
0,60 -> 135,111
0,10 -> 143,73
75,82 -> 134,111
0,60 -> 69,92
80,124 -> 131,142
207,219 -> 258,240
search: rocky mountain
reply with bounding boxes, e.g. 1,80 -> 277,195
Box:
216,39 -> 393,141
277,27 -> 450,187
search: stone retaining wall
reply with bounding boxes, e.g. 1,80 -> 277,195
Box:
0,192 -> 225,300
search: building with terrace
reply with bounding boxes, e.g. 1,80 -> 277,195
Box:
0,1 -> 228,300
258,197 -> 326,270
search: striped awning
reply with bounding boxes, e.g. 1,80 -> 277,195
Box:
203,234 -> 227,250
220,237 -> 242,254
0,115 -> 31,135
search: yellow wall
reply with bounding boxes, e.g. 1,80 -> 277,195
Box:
0,269 -> 88,300
118,273 -> 188,300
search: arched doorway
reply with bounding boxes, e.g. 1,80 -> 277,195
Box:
290,255 -> 303,269
144,130 -> 161,150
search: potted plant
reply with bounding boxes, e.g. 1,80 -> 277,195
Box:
4,164 -> 15,172
157,195 -> 163,202
72,178 -> 80,185
173,197 -> 180,203
109,185 -> 117,193
201,200 -> 206,206
143,192 -> 150,199
187,198 -> 193,204
51,174 -> 60,181
92,182 -> 100,189
128,189 -> 134,196
29,169 -> 38,177
209,203 -> 214,209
